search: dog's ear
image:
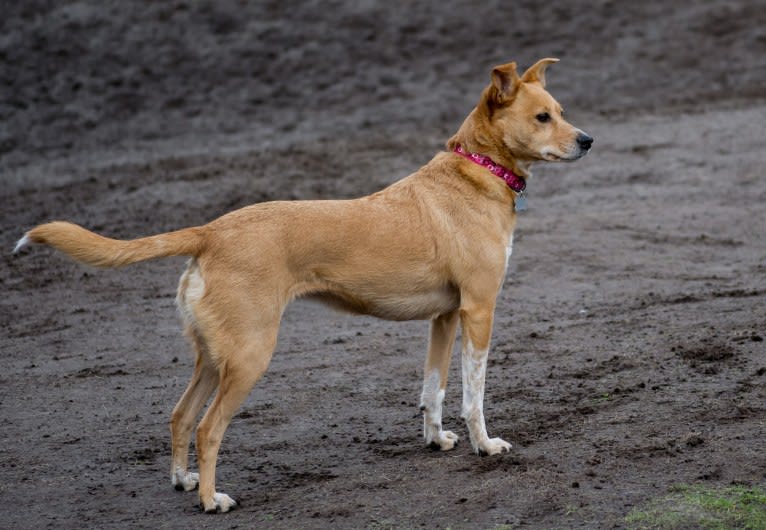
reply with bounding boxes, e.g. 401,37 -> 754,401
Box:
520,57 -> 559,87
489,62 -> 521,105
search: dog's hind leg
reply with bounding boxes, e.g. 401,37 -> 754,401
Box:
420,309 -> 460,450
169,327 -> 218,492
195,324 -> 279,513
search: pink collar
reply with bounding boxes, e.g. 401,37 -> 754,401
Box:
452,144 -> 526,193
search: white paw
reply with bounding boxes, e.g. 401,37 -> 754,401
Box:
476,437 -> 512,456
172,470 -> 199,492
427,430 -> 459,451
202,492 -> 238,514
443,430 -> 459,442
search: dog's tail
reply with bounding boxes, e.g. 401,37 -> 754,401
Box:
13,221 -> 205,268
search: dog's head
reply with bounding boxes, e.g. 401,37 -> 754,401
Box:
468,58 -> 592,163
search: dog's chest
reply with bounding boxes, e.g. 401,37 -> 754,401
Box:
505,233 -> 514,272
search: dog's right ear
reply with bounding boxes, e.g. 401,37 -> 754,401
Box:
520,57 -> 559,87
489,62 -> 521,105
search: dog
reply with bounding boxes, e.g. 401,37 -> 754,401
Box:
14,58 -> 592,513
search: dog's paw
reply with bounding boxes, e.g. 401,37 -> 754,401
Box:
476,437 -> 512,456
172,470 -> 199,492
428,430 -> 459,451
201,492 -> 238,514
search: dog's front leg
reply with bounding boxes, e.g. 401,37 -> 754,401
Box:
459,301 -> 512,456
420,310 -> 460,450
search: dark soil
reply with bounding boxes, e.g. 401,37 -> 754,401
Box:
2,1 -> 765,528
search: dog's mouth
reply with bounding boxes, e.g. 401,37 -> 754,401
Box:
540,147 -> 586,162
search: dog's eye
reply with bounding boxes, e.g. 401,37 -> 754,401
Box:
536,112 -> 551,123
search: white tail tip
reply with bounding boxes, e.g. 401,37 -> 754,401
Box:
13,234 -> 30,255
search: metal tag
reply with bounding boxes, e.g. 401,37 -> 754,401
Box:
515,191 -> 527,212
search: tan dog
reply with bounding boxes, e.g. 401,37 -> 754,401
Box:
14,58 -> 592,513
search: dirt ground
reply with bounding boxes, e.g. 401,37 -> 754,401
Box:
2,1 -> 765,528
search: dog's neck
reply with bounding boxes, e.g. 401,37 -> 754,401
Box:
452,144 -> 526,193
447,110 -> 533,180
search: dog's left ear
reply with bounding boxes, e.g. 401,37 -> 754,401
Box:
521,58 -> 559,87
490,62 -> 521,104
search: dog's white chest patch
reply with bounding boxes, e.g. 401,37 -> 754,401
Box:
504,234 -> 514,272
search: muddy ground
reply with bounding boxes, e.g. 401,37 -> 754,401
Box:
1,1 -> 765,528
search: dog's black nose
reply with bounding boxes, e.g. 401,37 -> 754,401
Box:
577,133 -> 593,150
